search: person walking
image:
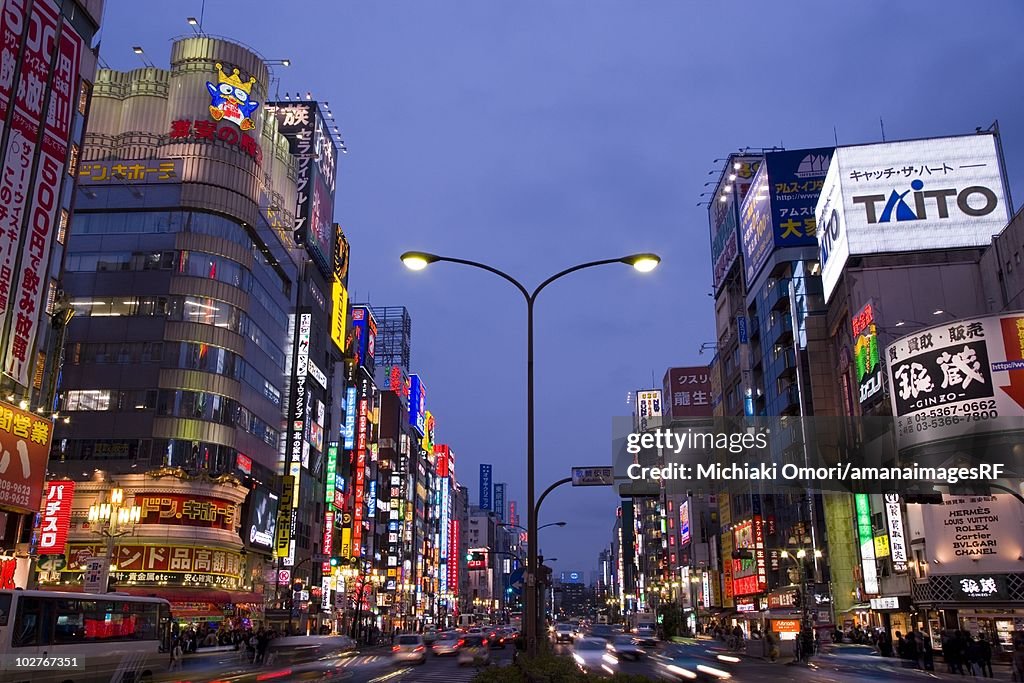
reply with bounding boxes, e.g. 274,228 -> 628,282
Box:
765,629 -> 780,662
169,637 -> 184,672
977,635 -> 993,678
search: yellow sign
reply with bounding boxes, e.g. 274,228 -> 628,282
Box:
341,527 -> 353,558
331,278 -> 348,352
275,475 -> 294,558
874,534 -> 890,558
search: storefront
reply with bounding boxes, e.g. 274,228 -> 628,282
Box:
912,572 -> 1024,656
868,595 -> 913,638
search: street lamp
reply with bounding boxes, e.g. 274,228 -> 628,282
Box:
401,250 -> 660,656
87,487 -> 140,592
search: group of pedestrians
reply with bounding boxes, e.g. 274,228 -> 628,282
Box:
938,629 -> 995,677
167,624 -> 282,671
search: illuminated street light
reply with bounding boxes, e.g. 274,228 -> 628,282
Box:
400,249 -> 660,656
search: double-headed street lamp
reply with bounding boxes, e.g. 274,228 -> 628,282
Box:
402,250 -> 660,655
87,486 -> 141,592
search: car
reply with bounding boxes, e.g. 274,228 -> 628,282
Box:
607,634 -> 645,661
554,623 -> 575,643
392,634 -> 427,664
457,634 -> 491,666
654,642 -> 737,681
432,631 -> 461,656
588,624 -> 616,641
572,637 -> 618,675
422,629 -> 439,646
264,634 -> 357,665
635,620 -> 659,647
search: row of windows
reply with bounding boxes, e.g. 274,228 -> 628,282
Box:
66,249 -> 289,327
70,210 -> 289,293
65,341 -> 282,407
60,388 -> 280,446
9,596 -> 167,647
69,295 -> 286,370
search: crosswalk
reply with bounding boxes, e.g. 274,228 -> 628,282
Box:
338,654 -> 385,667
394,665 -> 479,683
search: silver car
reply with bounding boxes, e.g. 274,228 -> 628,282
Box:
573,637 -> 618,675
392,634 -> 427,664
432,631 -> 461,656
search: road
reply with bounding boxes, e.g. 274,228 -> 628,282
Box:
550,639 -> 995,681
164,643 -> 516,683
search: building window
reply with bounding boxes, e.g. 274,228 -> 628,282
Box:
57,209 -> 68,244
77,79 -> 91,115
63,390 -> 113,411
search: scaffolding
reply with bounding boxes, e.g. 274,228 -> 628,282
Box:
372,306 -> 412,372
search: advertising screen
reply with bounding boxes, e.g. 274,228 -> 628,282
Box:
817,134 -> 1010,302
244,486 -> 279,552
710,155 -> 761,292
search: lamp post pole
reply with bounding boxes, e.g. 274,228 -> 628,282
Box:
400,251 -> 660,656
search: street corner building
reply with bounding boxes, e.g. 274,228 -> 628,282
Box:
35,31 -> 351,633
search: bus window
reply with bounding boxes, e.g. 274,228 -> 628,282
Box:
0,593 -> 11,626
54,599 -> 87,644
12,598 -> 41,648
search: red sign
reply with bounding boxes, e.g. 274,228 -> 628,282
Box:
168,119 -> 263,164
448,519 -> 459,592
0,557 -> 16,589
851,302 -> 875,337
732,574 -> 759,596
662,366 -> 713,419
136,494 -> 237,530
236,453 -> 252,475
0,400 -> 52,513
351,396 -> 368,556
0,0 -> 59,329
753,514 -> 767,590
38,480 -> 74,553
435,445 -> 450,478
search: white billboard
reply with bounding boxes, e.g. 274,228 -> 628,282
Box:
920,494 -> 1024,575
885,311 -> 1024,450
817,134 -> 1010,302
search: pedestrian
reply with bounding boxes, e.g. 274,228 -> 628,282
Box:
977,635 -> 993,678
880,630 -> 894,658
169,637 -> 184,671
765,629 -> 780,662
905,629 -> 920,668
965,632 -> 982,677
895,631 -> 907,659
920,632 -> 934,672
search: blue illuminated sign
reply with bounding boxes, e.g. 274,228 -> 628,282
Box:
342,387 -> 356,449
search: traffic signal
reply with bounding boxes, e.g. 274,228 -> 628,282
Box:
330,557 -> 341,567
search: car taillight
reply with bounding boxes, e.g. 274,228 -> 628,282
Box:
457,639 -> 465,647
483,639 -> 488,646
392,646 -> 400,652
414,646 -> 425,652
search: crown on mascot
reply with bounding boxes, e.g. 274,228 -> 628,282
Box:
215,63 -> 256,94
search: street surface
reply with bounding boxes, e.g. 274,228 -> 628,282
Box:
159,643 -> 515,683
157,639 -> 1020,682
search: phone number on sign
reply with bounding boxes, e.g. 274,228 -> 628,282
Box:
900,401 -> 999,434
1,656 -> 85,671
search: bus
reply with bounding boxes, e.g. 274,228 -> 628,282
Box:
0,589 -> 172,683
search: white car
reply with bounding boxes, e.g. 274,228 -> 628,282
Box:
392,634 -> 427,664
573,637 -> 618,675
554,623 -> 575,643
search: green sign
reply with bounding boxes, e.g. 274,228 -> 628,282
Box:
325,444 -> 338,505
855,494 -> 872,545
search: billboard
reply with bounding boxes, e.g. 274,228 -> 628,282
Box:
740,148 -> 832,285
330,279 -> 348,353
274,475 -> 295,558
884,493 -> 908,573
350,306 -> 377,371
852,301 -> 883,405
710,155 -> 762,292
493,482 -> 505,522
679,500 -> 690,546
817,134 -> 1010,302
855,493 -> 879,594
884,312 -> 1024,449
920,494 -> 1024,575
38,480 -> 75,554
244,486 -> 279,553
662,367 -> 712,419
409,374 -> 426,435
0,400 -> 52,513
479,464 -> 492,511
635,389 -> 662,432
270,102 -> 337,278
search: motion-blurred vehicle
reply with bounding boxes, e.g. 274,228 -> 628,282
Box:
573,637 -> 618,675
422,628 -> 439,646
654,642 -> 737,681
265,635 -> 357,665
608,634 -> 645,661
432,631 -> 461,655
392,634 -> 427,664
554,623 -> 575,643
457,634 -> 491,666
635,618 -> 659,647
589,623 -> 616,641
